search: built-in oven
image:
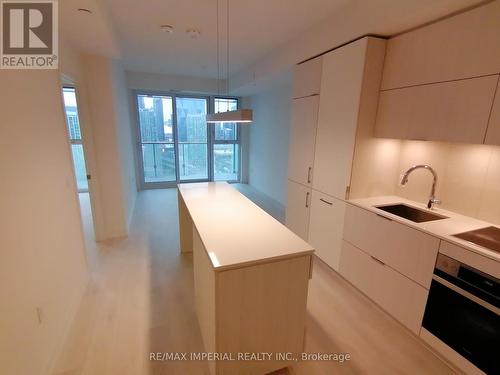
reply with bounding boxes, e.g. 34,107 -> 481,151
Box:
422,253 -> 500,374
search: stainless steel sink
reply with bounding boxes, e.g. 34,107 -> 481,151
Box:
375,203 -> 448,223
452,226 -> 500,254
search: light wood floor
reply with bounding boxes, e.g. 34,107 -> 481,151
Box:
53,189 -> 456,375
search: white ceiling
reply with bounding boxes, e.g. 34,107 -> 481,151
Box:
60,0 -> 487,80
62,0 -> 351,77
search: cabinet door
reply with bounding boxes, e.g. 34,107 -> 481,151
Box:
381,1 -> 500,90
339,241 -> 428,334
375,75 -> 498,143
288,96 -> 319,186
285,180 -> 311,241
292,57 -> 323,99
312,39 -> 367,199
343,204 -> 439,289
485,78 -> 500,146
308,191 -> 346,271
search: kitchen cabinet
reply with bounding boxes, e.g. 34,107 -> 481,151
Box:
288,95 -> 319,186
285,180 -> 311,241
313,37 -> 386,199
339,240 -> 429,334
381,1 -> 500,90
375,75 -> 498,144
485,78 -> 500,146
308,191 -> 346,271
343,204 -> 439,289
292,56 -> 323,99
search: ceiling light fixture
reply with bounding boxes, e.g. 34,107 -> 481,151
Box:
160,24 -> 174,33
206,0 -> 253,124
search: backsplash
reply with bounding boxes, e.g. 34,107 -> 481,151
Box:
394,141 -> 500,226
352,138 -> 500,226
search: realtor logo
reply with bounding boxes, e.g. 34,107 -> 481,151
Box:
1,0 -> 58,69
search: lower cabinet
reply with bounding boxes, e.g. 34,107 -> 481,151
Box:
339,240 -> 429,334
343,204 -> 439,288
308,190 -> 346,271
285,180 -> 311,241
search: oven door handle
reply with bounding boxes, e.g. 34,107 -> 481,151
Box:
432,274 -> 500,315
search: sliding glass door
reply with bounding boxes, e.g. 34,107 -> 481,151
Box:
176,97 -> 209,181
135,92 -> 239,188
137,94 -> 176,184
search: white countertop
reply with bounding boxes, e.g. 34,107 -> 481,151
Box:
178,182 -> 314,271
348,195 -> 500,263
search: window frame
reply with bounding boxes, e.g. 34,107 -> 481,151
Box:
132,90 -> 241,189
62,85 -> 89,193
210,96 -> 241,182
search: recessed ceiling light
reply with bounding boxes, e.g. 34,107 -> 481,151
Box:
160,25 -> 174,33
77,8 -> 93,14
186,28 -> 201,39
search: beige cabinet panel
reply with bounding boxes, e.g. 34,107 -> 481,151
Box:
338,240 -> 377,298
216,255 -> 311,374
375,75 -> 498,144
288,96 -> 319,186
292,57 -> 323,99
485,78 -> 500,146
285,180 -> 311,241
313,39 -> 367,199
339,241 -> 428,334
308,191 -> 346,271
381,1 -> 500,89
343,204 -> 439,289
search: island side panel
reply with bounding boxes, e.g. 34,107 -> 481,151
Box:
215,255 -> 312,375
177,189 -> 193,253
193,228 -> 217,375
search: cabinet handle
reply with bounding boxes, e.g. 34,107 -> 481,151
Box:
307,167 -> 312,184
376,213 -> 392,221
320,198 -> 333,205
305,192 -> 310,208
370,256 -> 385,266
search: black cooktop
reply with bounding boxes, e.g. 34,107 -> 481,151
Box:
452,226 -> 500,254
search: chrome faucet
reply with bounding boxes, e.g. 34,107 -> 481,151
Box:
400,165 -> 441,209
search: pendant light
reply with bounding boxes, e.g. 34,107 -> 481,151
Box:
206,0 -> 253,124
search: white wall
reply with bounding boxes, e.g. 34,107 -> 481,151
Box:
82,55 -> 137,238
247,82 -> 293,206
0,70 -> 88,375
110,61 -> 138,227
126,70 -> 224,94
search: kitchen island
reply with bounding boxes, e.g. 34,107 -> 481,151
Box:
177,182 -> 314,375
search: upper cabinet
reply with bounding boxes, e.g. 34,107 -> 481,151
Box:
375,75 -> 499,143
288,96 -> 320,186
375,1 -> 500,145
381,1 -> 500,90
292,57 -> 323,99
485,79 -> 500,146
313,37 -> 386,199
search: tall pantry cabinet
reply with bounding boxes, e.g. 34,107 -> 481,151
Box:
285,36 -> 386,271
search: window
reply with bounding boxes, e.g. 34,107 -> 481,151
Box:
176,97 -> 209,180
213,98 -> 240,182
134,93 -> 240,188
62,87 -> 88,192
137,95 -> 176,183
